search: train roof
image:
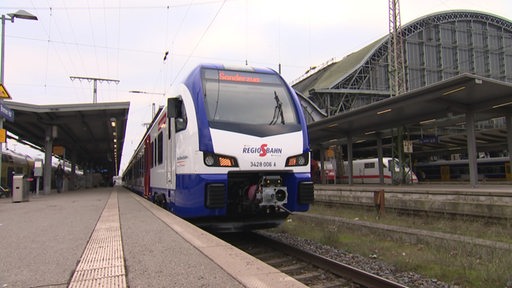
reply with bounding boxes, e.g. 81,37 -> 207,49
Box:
192,63 -> 278,74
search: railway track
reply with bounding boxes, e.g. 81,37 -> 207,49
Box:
218,232 -> 407,288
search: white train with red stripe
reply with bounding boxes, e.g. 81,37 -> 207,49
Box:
340,158 -> 418,184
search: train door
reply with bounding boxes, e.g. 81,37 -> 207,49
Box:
505,162 -> 511,181
167,97 -> 182,202
144,137 -> 151,198
360,163 -> 366,184
440,165 -> 450,181
364,161 -> 377,184
389,159 -> 401,184
6,167 -> 14,191
165,113 -> 176,192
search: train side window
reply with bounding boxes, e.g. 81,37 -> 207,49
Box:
169,96 -> 187,136
364,162 -> 375,169
157,132 -> 163,165
152,140 -> 156,168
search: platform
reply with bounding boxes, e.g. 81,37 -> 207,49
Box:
0,187 -> 306,288
314,183 -> 512,219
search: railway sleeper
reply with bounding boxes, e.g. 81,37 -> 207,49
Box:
293,271 -> 323,281
310,280 -> 351,288
266,256 -> 293,266
279,262 -> 309,273
252,251 -> 276,260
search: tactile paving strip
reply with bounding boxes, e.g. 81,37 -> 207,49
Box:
69,190 -> 126,288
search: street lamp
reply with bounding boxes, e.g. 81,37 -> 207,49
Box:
0,10 -> 38,189
1,10 -> 38,84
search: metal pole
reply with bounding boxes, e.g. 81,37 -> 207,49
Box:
0,11 -> 37,189
377,133 -> 384,185
93,79 -> 97,103
0,15 -> 6,188
347,134 -> 353,186
0,117 -> 3,188
1,14 -> 6,84
507,114 -> 512,180
466,112 -> 478,187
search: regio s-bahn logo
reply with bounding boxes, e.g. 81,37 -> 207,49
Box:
242,144 -> 283,157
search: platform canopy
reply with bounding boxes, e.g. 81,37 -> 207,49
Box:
3,101 -> 129,176
307,74 -> 512,146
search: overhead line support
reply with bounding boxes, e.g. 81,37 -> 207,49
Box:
70,76 -> 120,103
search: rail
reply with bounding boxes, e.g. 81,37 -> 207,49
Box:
220,232 -> 407,288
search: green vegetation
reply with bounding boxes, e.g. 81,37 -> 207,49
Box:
271,204 -> 512,288
309,204 -> 512,244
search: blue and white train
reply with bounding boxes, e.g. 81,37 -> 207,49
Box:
123,64 -> 314,231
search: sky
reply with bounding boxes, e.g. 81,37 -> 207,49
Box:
1,0 -> 511,173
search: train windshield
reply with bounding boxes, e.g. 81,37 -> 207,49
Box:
202,69 -> 300,135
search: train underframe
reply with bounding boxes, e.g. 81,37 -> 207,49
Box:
131,171 -> 313,232
195,171 -> 312,232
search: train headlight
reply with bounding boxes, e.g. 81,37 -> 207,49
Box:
286,152 -> 309,167
203,152 -> 239,167
204,154 -> 215,166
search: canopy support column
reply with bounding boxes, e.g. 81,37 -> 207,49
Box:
465,112 -> 478,187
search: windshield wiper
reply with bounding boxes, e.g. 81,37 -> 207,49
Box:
269,91 -> 285,125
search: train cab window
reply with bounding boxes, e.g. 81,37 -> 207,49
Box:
388,159 -> 398,172
202,69 -> 299,127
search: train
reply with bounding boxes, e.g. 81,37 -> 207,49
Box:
122,63 -> 314,231
0,149 -> 35,196
415,157 -> 512,181
344,158 -> 418,184
316,158 -> 418,184
0,148 -> 93,196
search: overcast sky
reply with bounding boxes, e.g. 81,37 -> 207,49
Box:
1,0 -> 511,173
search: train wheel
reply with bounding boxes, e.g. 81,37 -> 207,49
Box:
154,193 -> 167,209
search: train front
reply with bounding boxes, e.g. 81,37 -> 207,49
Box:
179,65 -> 314,231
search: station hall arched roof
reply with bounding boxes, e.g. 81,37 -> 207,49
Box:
294,10 -> 512,96
3,101 -> 129,176
293,10 -> 512,154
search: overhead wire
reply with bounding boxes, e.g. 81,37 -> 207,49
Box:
115,0 -> 121,102
0,0 -> 228,11
61,0 -> 93,101
62,1 -> 88,77
102,0 -> 110,79
86,0 -> 100,76
115,0 -> 121,82
161,0 -> 193,99
170,0 -> 228,86
27,0 -> 82,101
160,3 -> 171,94
44,6 -> 52,95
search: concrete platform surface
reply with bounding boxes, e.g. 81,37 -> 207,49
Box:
0,186 -> 305,288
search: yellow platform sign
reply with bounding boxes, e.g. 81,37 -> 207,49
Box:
53,145 -> 65,156
0,129 -> 6,143
0,84 -> 11,99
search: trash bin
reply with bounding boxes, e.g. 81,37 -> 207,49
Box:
12,175 -> 29,203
